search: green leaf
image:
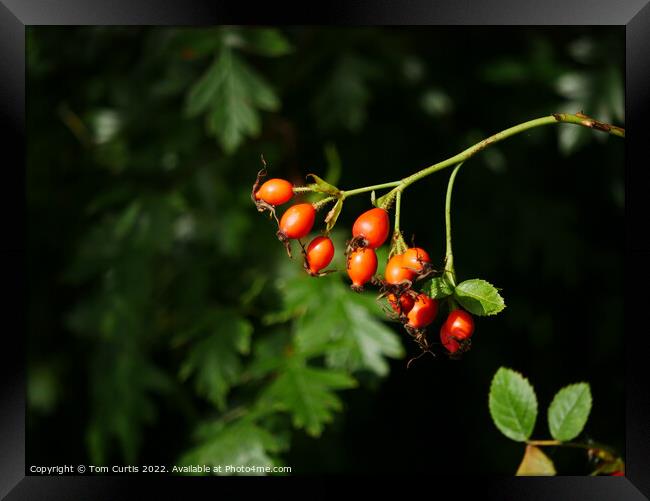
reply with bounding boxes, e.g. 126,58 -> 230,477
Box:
186,47 -> 279,153
280,275 -> 404,376
305,173 -> 340,196
171,28 -> 224,58
261,357 -> 356,436
238,28 -> 293,57
179,310 -> 253,410
489,367 -> 538,442
547,382 -> 592,442
178,419 -> 285,475
454,278 -> 505,316
516,445 -> 556,476
423,276 -> 454,299
323,301 -> 404,376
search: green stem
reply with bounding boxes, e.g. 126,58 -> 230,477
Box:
444,162 -> 463,286
294,113 -> 624,206
378,113 -> 624,204
341,181 -> 401,199
394,190 -> 402,232
313,196 -> 336,210
389,189 -> 408,256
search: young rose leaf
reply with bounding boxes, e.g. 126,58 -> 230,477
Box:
305,174 -> 340,196
423,276 -> 454,299
516,445 -> 556,476
489,367 -> 538,442
454,278 -> 505,316
548,382 -> 592,442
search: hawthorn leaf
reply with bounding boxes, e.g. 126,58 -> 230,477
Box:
178,419 -> 284,475
179,310 -> 253,410
261,357 -> 356,437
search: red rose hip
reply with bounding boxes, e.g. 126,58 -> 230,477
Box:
352,208 -> 390,249
255,178 -> 294,206
406,294 -> 438,329
279,203 -> 316,239
305,236 -> 335,275
347,247 -> 378,290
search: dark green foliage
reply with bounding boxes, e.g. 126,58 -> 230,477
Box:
27,27 -> 624,474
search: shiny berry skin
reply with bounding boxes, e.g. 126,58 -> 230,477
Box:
406,294 -> 438,329
306,236 -> 335,274
347,247 -> 378,289
402,247 -> 431,273
255,178 -> 294,206
352,208 -> 390,249
384,253 -> 416,285
279,203 -> 316,239
387,292 -> 415,314
440,323 -> 460,353
440,309 -> 475,353
444,309 -> 475,340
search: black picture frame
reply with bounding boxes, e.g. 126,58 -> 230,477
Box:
2,1 -> 649,499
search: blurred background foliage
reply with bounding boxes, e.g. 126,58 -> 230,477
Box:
27,27 -> 624,474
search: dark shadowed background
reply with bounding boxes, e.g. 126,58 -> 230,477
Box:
26,26 -> 624,474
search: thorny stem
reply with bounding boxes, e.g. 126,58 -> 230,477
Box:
444,162 -> 463,287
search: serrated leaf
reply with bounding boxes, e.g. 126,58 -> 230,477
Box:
324,198 -> 343,233
261,357 -> 356,436
280,275 -> 404,375
171,28 -> 224,59
516,445 -> 556,476
324,301 -> 404,376
238,28 -> 293,57
547,382 -> 592,441
179,310 -> 253,410
454,278 -> 505,316
489,367 -> 538,442
178,419 -> 284,475
424,277 -> 454,299
186,47 -> 279,153
306,173 -> 340,195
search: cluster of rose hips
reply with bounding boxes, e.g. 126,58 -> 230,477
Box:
252,170 -> 476,362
